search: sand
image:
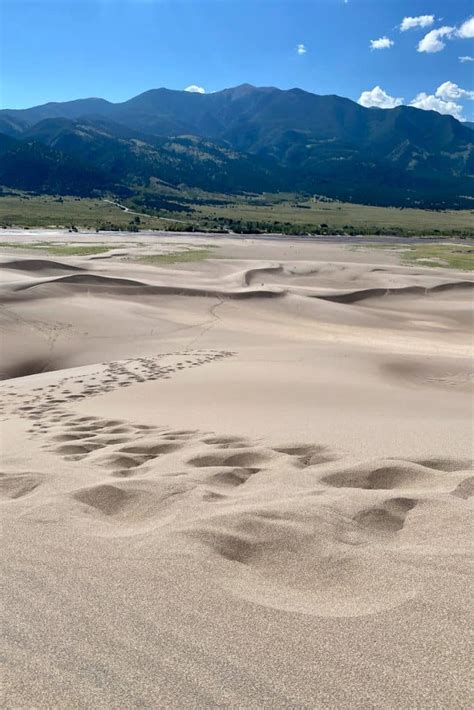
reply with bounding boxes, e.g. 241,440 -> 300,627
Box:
1,231 -> 473,708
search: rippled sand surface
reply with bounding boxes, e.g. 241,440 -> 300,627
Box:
1,231 -> 472,708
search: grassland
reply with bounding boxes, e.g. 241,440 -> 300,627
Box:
390,243 -> 473,271
192,193 -> 474,237
137,249 -> 214,265
355,242 -> 474,271
1,190 -> 473,238
0,242 -> 114,256
0,194 -> 170,231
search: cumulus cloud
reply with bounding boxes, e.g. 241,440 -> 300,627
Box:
409,81 -> 474,120
184,85 -> 205,94
417,26 -> 455,53
358,86 -> 403,109
459,55 -> 474,62
409,92 -> 464,120
435,80 -> 474,101
370,36 -> 394,50
296,43 -> 307,55
457,16 -> 474,38
358,82 -> 472,120
400,15 -> 435,31
416,16 -> 474,53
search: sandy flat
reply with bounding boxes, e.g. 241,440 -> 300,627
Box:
1,231 -> 473,708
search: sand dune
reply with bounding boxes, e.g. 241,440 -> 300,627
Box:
318,280 -> 473,303
1,232 -> 473,708
1,258 -> 84,274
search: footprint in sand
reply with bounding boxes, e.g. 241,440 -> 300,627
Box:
0,472 -> 42,500
352,497 -> 418,535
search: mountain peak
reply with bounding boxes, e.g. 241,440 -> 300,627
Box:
0,84 -> 472,207
220,83 -> 279,97
227,83 -> 257,91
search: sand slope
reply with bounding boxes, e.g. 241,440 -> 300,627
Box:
1,233 -> 473,708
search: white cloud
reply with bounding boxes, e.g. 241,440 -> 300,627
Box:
409,92 -> 464,120
459,55 -> 474,62
435,81 -> 474,101
400,15 -> 435,31
358,86 -> 403,109
457,16 -> 474,38
296,43 -> 307,55
357,82 -> 472,121
417,26 -> 455,53
370,36 -> 394,50
184,85 -> 205,94
416,16 -> 474,54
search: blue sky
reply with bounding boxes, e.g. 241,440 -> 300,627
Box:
1,0 -> 473,120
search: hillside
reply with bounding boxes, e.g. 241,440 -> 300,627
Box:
0,85 -> 473,208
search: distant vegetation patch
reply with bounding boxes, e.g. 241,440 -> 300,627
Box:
195,194 -> 474,238
358,242 -> 474,271
0,193 -> 166,230
401,244 -> 474,271
0,242 -> 111,256
1,191 -> 474,238
137,249 -> 214,265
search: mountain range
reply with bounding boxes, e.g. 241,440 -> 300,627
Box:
0,84 -> 473,208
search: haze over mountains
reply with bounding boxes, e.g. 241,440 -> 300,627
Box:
1,84 -> 473,208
